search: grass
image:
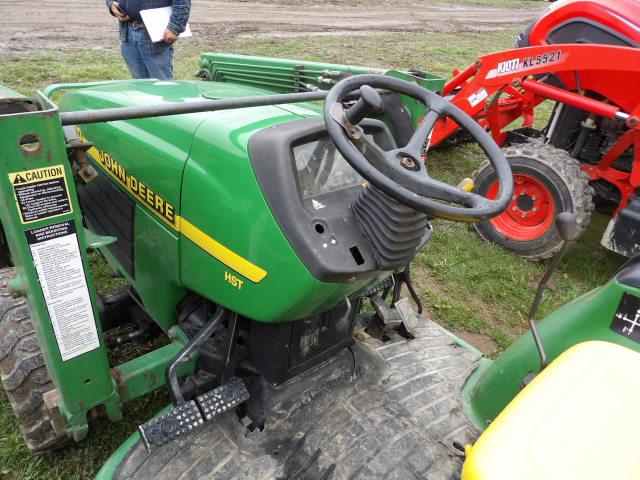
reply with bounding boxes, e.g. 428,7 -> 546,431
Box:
0,17 -> 626,480
1,28 -> 521,94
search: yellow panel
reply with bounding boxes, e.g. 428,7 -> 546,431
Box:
180,218 -> 267,283
462,341 -> 640,480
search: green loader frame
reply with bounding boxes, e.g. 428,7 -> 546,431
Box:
0,86 -> 197,441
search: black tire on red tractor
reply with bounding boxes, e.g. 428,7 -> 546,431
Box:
472,143 -> 595,261
0,267 -> 70,453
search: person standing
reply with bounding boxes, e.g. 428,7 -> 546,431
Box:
105,0 -> 190,80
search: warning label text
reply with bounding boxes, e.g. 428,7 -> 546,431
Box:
27,221 -> 100,361
9,165 -> 72,223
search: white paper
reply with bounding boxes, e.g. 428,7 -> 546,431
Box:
28,222 -> 100,361
140,7 -> 192,43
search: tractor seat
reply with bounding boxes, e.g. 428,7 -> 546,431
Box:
462,341 -> 640,480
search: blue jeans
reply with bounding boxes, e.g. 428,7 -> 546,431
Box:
120,23 -> 174,80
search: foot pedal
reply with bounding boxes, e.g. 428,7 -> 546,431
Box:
196,376 -> 250,420
138,377 -> 250,452
395,297 -> 419,330
138,400 -> 203,452
370,296 -> 402,327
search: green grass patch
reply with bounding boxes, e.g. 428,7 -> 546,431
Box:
0,386 -> 169,480
89,252 -> 128,296
1,29 -> 521,96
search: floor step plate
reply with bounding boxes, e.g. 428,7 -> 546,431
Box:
197,377 -> 250,421
138,377 -> 249,452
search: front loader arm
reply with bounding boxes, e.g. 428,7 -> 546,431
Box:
430,44 -> 640,148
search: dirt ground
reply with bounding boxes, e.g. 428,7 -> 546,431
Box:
0,0 -> 539,54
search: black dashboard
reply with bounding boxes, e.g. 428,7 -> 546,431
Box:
249,117 -> 410,282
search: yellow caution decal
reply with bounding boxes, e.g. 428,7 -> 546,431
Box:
8,165 -> 72,223
77,127 -> 267,283
9,165 -> 65,185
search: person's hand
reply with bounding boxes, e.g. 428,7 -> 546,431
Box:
111,2 -> 130,21
163,29 -> 179,44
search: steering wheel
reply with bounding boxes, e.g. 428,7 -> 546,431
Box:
323,74 -> 513,222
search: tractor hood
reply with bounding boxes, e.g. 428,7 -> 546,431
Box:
59,79 -> 320,233
59,79 -> 412,324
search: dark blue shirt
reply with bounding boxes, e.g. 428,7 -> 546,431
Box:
118,0 -> 143,22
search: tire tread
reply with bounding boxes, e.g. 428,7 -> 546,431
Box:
473,143 -> 594,260
0,267 -> 70,454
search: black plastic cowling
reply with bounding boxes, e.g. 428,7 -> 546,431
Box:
352,186 -> 430,271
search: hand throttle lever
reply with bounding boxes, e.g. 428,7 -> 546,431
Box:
345,85 -> 384,125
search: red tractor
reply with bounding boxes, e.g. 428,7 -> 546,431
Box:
431,0 -> 640,259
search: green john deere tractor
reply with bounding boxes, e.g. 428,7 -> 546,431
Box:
1,54 -> 640,479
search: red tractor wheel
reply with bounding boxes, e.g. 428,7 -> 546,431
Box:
472,143 -> 594,260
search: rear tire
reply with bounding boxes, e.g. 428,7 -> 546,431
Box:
0,224 -> 12,268
473,143 -> 594,260
0,268 -> 70,453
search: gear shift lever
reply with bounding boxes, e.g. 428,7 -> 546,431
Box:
528,212 -> 578,372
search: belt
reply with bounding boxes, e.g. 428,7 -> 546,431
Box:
131,20 -> 145,29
